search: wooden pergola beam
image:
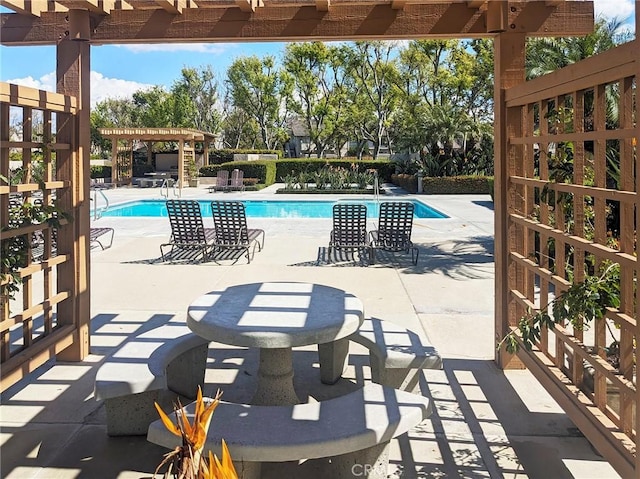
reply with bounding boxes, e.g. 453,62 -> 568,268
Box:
0,2 -> 594,44
316,0 -> 330,11
235,0 -> 263,12
154,0 -> 187,14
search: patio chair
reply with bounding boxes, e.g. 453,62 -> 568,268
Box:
328,203 -> 371,262
208,169 -> 230,193
369,201 -> 419,265
210,200 -> 265,263
229,169 -> 245,191
160,199 -> 216,262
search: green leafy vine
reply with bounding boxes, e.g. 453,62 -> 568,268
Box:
499,262 -> 620,354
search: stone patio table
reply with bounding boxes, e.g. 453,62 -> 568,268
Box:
187,281 -> 364,405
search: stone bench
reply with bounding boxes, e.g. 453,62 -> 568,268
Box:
319,317 -> 442,392
147,382 -> 432,479
94,326 -> 209,436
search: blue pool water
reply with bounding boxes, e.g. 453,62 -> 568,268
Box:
101,199 -> 448,219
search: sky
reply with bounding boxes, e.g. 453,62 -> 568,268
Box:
0,0 -> 636,107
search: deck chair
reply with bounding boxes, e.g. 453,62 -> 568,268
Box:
229,169 -> 245,191
328,203 -> 371,262
210,201 -> 265,263
160,200 -> 216,262
208,169 -> 229,193
90,227 -> 114,250
369,201 -> 419,265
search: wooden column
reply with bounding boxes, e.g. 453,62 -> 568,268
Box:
55,9 -> 91,361
494,31 -> 526,369
178,138 -> 185,190
634,6 -> 639,474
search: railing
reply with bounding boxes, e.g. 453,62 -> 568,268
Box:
0,82 -> 80,391
502,41 -> 638,478
91,187 -> 110,220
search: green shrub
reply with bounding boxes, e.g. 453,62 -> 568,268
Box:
390,174 -> 493,194
422,176 -> 493,194
208,149 -> 282,164
90,166 -> 112,179
200,161 -> 277,185
275,159 -> 394,182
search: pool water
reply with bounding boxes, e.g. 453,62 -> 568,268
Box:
101,199 -> 448,219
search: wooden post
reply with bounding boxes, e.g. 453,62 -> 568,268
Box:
111,137 -> 118,184
55,10 -> 91,361
634,5 -> 639,474
178,138 -> 185,190
494,31 -> 526,369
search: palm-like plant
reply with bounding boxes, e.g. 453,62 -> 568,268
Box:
154,387 -> 238,479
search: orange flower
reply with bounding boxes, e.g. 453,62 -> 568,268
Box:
155,386 -> 221,452
153,387 -> 224,478
201,440 -> 238,479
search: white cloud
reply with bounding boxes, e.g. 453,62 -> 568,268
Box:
6,71 -> 154,107
90,71 -> 155,105
6,72 -> 56,92
117,43 -> 235,54
594,0 -> 635,22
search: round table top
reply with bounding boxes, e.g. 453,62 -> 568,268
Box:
187,282 -> 364,348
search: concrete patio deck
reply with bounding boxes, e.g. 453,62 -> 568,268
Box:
0,184 -> 620,478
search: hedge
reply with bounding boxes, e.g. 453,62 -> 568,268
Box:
200,161 -> 277,185
90,166 -> 112,179
275,159 -> 395,182
391,174 -> 493,194
201,159 -> 394,186
208,149 -> 282,164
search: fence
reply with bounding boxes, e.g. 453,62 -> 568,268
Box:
0,82 -> 85,391
502,41 -> 638,477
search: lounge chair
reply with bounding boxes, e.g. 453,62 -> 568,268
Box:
160,200 -> 216,262
208,169 -> 229,193
210,201 -> 265,263
90,227 -> 114,250
328,203 -> 371,262
369,201 -> 419,265
229,169 -> 245,191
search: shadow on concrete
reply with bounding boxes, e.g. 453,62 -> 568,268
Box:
121,247 -> 251,265
472,200 -> 494,211
0,313 -> 612,479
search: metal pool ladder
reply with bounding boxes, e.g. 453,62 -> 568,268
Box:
91,186 -> 110,220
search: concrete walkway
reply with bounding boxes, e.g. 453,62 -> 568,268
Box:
0,185 -> 620,478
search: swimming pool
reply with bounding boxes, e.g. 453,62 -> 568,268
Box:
101,199 -> 448,219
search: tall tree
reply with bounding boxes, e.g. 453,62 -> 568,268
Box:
526,17 -> 625,79
342,41 -> 399,160
131,86 -> 173,128
90,98 -> 135,156
170,66 -> 222,134
226,55 -> 293,150
284,42 -> 348,158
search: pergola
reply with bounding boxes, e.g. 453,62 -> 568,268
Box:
97,127 -> 217,186
4,1 -> 640,477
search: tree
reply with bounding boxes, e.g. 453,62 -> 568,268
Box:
226,55 -> 293,150
131,86 -> 173,128
342,41 -> 399,160
170,66 -> 222,134
90,98 -> 135,156
526,17 -> 626,79
284,42 -> 348,158
392,39 -> 494,170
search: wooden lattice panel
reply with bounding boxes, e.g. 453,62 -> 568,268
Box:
504,41 -> 638,476
0,82 -> 77,391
